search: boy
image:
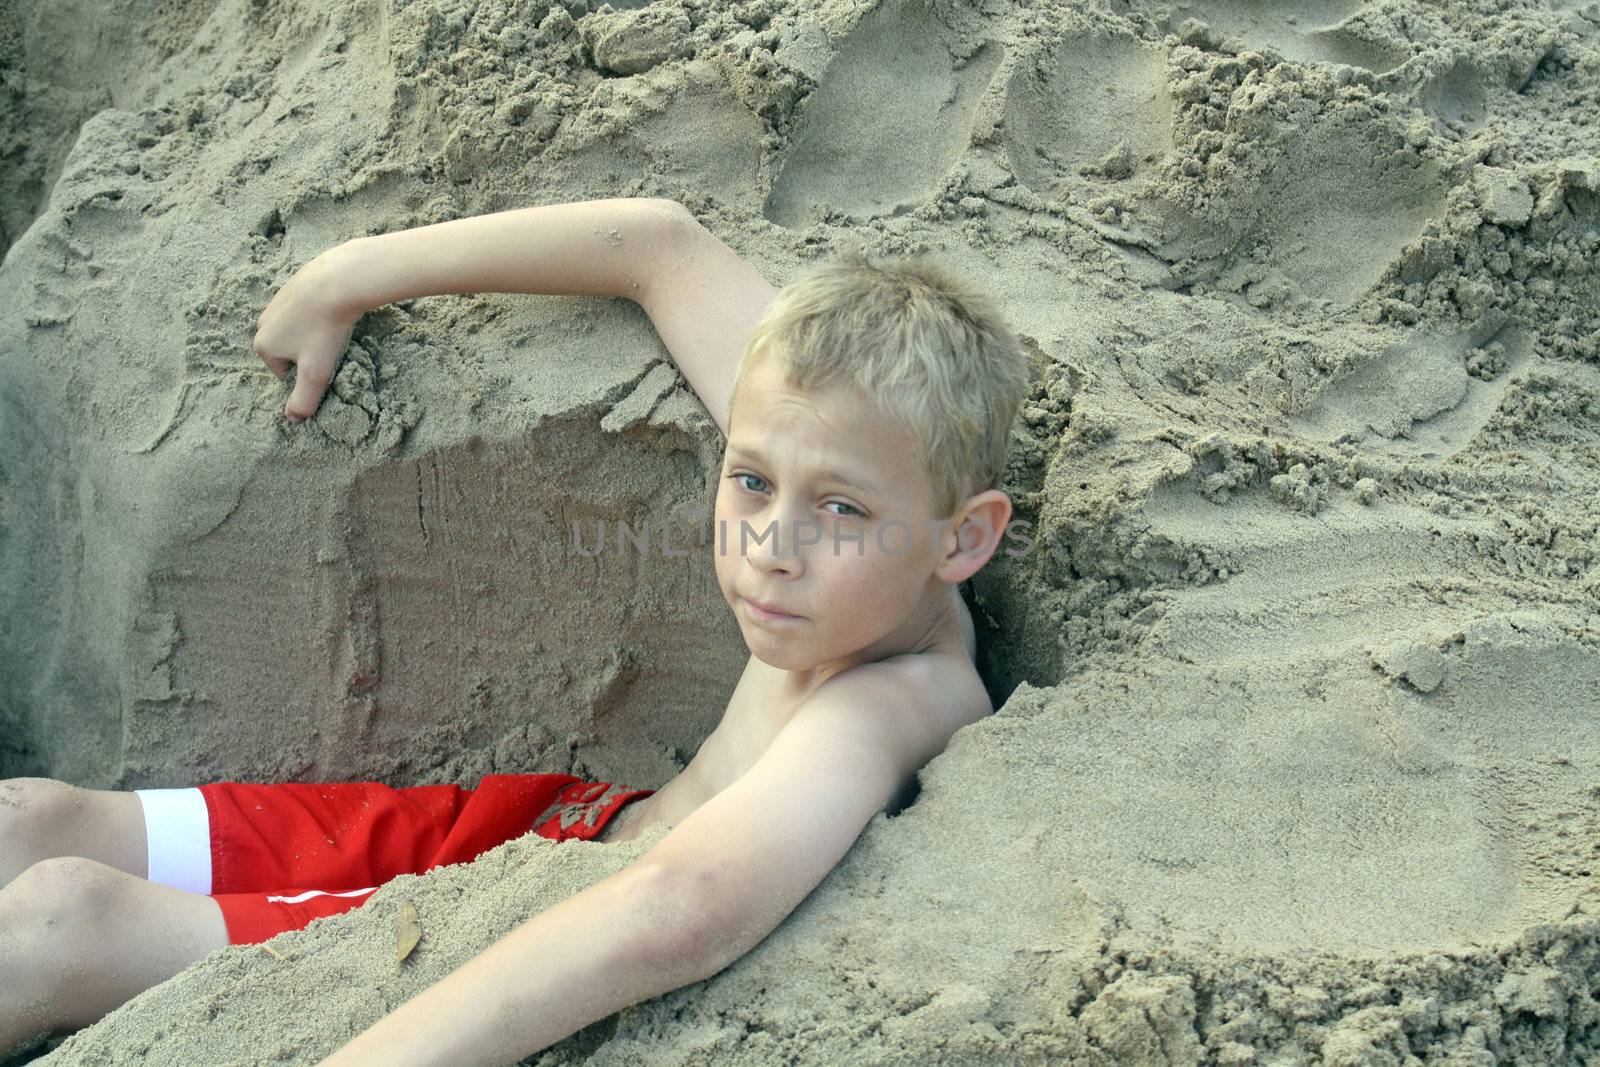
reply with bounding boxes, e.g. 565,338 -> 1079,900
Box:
0,197 -> 1029,1064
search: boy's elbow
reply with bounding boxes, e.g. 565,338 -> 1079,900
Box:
632,197 -> 695,239
624,864 -> 747,979
624,198 -> 698,307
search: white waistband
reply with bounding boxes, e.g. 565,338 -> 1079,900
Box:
134,787 -> 212,895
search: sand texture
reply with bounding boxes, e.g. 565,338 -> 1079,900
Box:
2,0 -> 1598,1062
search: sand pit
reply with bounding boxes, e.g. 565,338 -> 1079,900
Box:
1,0 -> 1597,1062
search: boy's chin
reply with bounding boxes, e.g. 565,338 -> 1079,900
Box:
742,635 -> 821,672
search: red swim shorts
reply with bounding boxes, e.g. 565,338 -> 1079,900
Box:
134,774 -> 655,945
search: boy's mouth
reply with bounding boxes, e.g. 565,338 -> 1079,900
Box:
742,595 -> 802,621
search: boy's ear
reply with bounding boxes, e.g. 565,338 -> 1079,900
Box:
934,490 -> 1013,584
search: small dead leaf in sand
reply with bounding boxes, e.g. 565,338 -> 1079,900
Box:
394,900 -> 422,966
260,943 -> 286,961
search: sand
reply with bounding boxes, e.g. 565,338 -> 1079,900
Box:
1,0 -> 1597,1062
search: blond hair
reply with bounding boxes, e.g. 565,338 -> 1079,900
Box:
730,251 -> 1030,519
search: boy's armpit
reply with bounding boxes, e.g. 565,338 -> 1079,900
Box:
635,204 -> 776,437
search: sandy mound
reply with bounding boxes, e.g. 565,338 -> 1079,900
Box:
2,0 -> 1597,1062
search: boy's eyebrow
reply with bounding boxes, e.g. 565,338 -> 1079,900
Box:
726,444 -> 883,496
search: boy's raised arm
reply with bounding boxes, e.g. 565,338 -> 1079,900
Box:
253,197 -> 698,422
631,210 -> 776,437
330,197 -> 687,310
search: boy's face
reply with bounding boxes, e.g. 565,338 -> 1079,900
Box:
713,356 -> 951,672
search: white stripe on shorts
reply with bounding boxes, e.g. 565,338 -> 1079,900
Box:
134,787 -> 213,895
266,887 -> 378,905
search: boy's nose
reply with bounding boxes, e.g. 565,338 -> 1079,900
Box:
747,538 -> 801,575
748,555 -> 797,581
741,519 -> 807,575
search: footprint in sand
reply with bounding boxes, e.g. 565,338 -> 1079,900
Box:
1289,324 -> 1532,458
761,0 -> 1000,228
548,63 -> 764,215
1419,58 -> 1490,132
1154,0 -> 1409,74
1152,117 -> 1449,306
1001,30 -> 1175,196
1417,35 -> 1576,137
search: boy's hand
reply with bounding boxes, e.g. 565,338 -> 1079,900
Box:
253,249 -> 364,423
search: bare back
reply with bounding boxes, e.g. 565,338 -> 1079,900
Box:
600,592 -> 985,844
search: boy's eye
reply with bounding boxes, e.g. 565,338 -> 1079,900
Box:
727,473 -> 866,519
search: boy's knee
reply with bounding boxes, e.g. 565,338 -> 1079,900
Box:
0,778 -> 79,845
0,857 -> 127,1004
2,856 -> 123,924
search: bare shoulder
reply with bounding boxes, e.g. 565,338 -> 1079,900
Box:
624,650 -> 986,935
634,200 -> 777,437
796,649 -> 992,783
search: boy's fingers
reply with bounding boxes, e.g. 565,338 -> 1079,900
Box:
284,367 -> 329,423
260,353 -> 289,381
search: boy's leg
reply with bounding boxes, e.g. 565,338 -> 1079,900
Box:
0,773 -> 658,889
0,856 -> 227,1058
0,778 -> 147,889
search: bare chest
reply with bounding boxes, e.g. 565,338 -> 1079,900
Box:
598,659 -> 791,842
689,666 -> 799,793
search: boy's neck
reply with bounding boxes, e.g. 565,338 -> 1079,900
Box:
771,582 -> 964,703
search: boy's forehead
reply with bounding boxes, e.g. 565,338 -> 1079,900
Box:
728,356 -> 929,491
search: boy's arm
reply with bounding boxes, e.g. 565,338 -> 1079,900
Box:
336,196 -> 779,437
631,207 -> 776,436
313,858 -> 717,1067
315,663 -> 942,1067
254,197 -> 774,429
